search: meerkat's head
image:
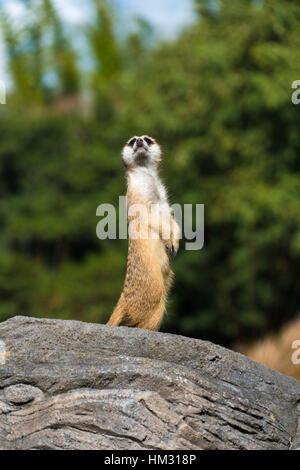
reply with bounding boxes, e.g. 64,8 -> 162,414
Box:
122,136 -> 162,171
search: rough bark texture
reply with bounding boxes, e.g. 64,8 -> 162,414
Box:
0,316 -> 299,450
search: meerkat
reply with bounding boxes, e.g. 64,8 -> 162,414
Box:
107,135 -> 180,331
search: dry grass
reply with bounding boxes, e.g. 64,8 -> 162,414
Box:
237,316 -> 300,381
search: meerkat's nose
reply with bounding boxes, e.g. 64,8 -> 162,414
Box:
137,138 -> 144,147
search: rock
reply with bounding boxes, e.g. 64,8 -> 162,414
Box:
4,384 -> 44,405
0,315 -> 299,450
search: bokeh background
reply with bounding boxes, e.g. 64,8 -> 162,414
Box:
0,0 -> 300,379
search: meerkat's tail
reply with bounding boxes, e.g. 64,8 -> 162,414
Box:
106,306 -> 124,327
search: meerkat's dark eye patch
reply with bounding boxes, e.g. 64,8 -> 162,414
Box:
128,138 -> 136,147
144,137 -> 153,145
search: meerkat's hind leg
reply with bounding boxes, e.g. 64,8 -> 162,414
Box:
137,302 -> 166,331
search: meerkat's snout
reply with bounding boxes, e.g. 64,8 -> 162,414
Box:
130,136 -> 153,154
135,138 -> 147,158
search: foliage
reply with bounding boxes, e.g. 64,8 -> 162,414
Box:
0,0 -> 300,347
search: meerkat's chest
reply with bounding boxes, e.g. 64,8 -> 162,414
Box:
128,169 -> 167,205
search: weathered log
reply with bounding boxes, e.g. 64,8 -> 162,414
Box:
0,316 -> 299,450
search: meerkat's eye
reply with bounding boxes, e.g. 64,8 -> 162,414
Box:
128,138 -> 136,147
144,137 -> 153,145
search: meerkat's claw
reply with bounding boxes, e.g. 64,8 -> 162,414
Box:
166,243 -> 178,260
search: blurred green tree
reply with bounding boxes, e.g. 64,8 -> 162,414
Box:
0,0 -> 300,347
0,7 -> 44,104
41,0 -> 81,97
0,0 -> 80,105
89,0 -> 122,81
87,0 -> 123,120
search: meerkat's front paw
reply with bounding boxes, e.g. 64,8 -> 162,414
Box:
165,229 -> 180,260
170,220 -> 180,258
159,215 -> 180,260
165,242 -> 178,260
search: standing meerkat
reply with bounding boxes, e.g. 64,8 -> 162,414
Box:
107,135 -> 180,331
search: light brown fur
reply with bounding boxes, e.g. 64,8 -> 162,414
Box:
107,136 -> 180,330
